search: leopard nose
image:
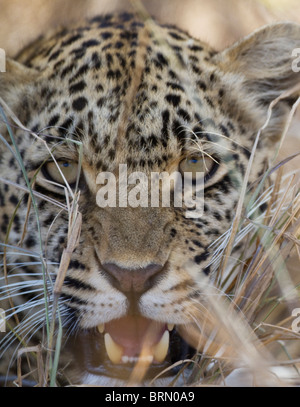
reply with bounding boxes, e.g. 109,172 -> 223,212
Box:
101,263 -> 165,293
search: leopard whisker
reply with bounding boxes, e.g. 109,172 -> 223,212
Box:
179,123 -> 250,154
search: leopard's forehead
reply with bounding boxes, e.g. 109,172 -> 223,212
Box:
18,13 -> 236,173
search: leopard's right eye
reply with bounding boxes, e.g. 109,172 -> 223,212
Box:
179,155 -> 216,182
42,160 -> 80,186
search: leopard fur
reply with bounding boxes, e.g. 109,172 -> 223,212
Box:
0,13 -> 299,386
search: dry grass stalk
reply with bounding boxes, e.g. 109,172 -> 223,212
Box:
17,346 -> 43,387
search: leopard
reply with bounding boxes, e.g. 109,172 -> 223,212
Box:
0,12 -> 299,386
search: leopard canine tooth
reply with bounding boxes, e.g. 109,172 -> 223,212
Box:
97,324 -> 105,334
167,324 -> 175,331
104,333 -> 123,364
153,330 -> 169,363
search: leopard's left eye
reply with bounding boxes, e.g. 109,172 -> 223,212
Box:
43,160 -> 79,186
179,156 -> 216,181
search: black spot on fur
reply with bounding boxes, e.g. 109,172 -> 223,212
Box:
194,252 -> 209,265
48,49 -> 62,62
169,32 -> 185,41
48,114 -> 60,128
189,45 -> 204,52
69,80 -> 87,94
70,64 -> 89,82
72,96 -> 88,111
192,240 -> 203,248
101,32 -> 113,40
165,94 -> 181,107
61,64 -> 75,79
59,117 -> 74,137
82,39 -> 100,48
157,52 -> 168,67
25,235 -> 36,248
62,34 -> 82,47
197,81 -> 207,91
9,195 -> 19,205
166,82 -> 184,92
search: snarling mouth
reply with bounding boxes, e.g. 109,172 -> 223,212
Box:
72,316 -> 195,382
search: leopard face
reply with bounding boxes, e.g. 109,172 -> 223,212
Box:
0,14 -> 299,385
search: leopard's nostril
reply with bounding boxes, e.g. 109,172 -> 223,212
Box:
101,263 -> 166,294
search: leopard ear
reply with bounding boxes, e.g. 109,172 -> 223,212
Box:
0,58 -> 39,138
0,58 -> 38,111
214,23 -> 300,138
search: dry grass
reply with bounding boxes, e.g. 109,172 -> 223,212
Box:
0,0 -> 299,387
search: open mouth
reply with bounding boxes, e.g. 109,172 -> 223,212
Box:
72,315 -> 195,382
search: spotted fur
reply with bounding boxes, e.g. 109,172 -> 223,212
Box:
0,14 -> 299,386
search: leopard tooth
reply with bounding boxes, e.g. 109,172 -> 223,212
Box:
167,324 -> 175,331
104,333 -> 123,364
97,324 -> 105,334
153,330 -> 169,363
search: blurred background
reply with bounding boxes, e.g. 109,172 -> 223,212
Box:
0,0 -> 300,54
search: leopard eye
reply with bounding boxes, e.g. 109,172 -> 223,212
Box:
179,156 -> 216,181
43,160 -> 79,186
